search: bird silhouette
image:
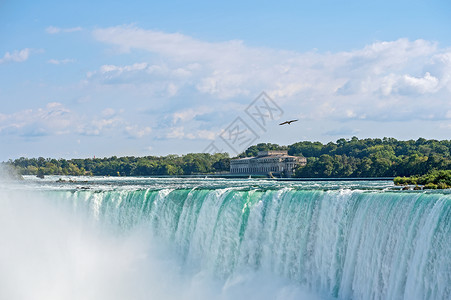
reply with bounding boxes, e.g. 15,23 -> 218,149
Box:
279,119 -> 298,125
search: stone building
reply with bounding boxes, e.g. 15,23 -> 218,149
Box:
230,150 -> 306,176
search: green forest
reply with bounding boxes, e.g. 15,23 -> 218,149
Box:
241,137 -> 451,178
3,137 -> 451,178
5,153 -> 230,177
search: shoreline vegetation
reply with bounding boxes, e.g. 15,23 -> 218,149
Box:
394,170 -> 451,189
2,137 -> 450,188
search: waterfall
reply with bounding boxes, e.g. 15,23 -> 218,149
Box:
42,187 -> 450,300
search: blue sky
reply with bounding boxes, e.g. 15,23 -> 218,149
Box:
1,0 -> 450,160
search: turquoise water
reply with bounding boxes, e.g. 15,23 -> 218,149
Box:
1,176 -> 450,300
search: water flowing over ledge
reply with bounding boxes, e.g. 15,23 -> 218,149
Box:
39,182 -> 450,300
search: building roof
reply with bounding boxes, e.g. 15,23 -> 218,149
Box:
231,150 -> 305,163
257,150 -> 288,157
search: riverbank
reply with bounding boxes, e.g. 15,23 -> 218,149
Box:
394,170 -> 451,189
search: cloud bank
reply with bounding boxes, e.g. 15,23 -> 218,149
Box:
2,25 -> 450,159
90,26 -> 451,125
0,103 -> 151,140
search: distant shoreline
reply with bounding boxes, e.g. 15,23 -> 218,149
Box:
5,137 -> 450,179
30,174 -> 395,181
198,175 -> 395,181
270,177 -> 395,181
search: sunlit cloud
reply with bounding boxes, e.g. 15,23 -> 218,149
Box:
90,25 -> 451,125
172,107 -> 214,124
124,125 -> 152,139
78,117 -> 123,136
0,102 -> 73,137
166,126 -> 216,140
0,103 -> 152,140
46,26 -> 82,34
47,58 -> 75,65
0,48 -> 31,64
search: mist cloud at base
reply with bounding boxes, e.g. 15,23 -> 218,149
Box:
0,164 -> 23,181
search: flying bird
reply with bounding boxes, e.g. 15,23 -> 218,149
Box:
279,119 -> 298,125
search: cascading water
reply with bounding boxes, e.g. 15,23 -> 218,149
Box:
1,177 -> 450,300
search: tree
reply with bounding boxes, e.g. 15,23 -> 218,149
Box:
5,137 -> 450,178
36,168 -> 45,179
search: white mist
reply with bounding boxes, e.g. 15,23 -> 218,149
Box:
0,187 -> 323,300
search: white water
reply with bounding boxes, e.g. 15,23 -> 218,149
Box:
0,177 -> 449,300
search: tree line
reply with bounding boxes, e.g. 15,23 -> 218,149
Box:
4,137 -> 451,178
241,137 -> 451,178
6,153 -> 230,176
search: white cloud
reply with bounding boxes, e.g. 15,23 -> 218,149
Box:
93,25 -> 244,61
166,126 -> 185,139
101,108 -> 116,117
48,58 -> 75,65
378,72 -> 440,96
79,117 -> 123,136
46,26 -> 82,34
0,48 -> 31,64
399,72 -> 439,94
428,52 -> 451,91
167,83 -> 178,97
90,25 -> 451,123
86,61 -> 196,97
165,126 -> 216,140
91,25 -> 279,97
99,62 -> 148,74
0,103 -> 152,140
196,129 -> 216,140
124,125 -> 152,139
0,102 -> 74,137
74,115 -> 154,139
172,107 -> 213,124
